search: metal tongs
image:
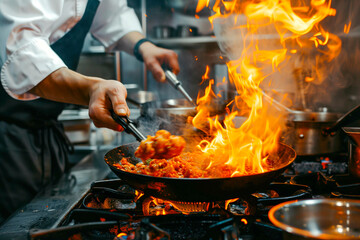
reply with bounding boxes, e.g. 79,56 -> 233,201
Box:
110,110 -> 146,142
165,70 -> 197,107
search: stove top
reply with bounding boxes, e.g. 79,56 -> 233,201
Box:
30,170 -> 360,240
1,146 -> 359,240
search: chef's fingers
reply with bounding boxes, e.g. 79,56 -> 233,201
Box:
145,57 -> 166,82
108,87 -> 129,117
144,48 -> 179,82
90,102 -> 121,132
107,82 -> 130,132
165,51 -> 180,75
88,80 -> 129,132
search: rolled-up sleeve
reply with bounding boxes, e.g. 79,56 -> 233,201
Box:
0,0 -> 67,100
90,0 -> 143,50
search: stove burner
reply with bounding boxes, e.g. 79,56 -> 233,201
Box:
29,170 -> 360,240
81,178 -> 314,217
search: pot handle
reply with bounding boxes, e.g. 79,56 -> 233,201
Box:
324,104 -> 360,134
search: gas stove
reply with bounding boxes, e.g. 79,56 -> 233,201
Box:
30,158 -> 360,239
1,145 -> 359,240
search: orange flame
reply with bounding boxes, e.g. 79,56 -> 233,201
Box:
196,0 -> 210,13
225,198 -> 238,209
117,233 -> 127,238
193,0 -> 341,176
344,21 -> 351,34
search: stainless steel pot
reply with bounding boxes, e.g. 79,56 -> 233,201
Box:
175,25 -> 199,37
156,98 -> 196,120
153,26 -> 175,39
283,104 -> 360,156
283,111 -> 346,156
127,91 -> 159,118
155,99 -> 197,135
269,199 -> 360,240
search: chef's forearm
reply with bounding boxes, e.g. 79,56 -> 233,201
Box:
114,31 -> 145,55
28,67 -> 99,106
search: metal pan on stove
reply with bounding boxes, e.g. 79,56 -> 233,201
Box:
104,142 -> 296,202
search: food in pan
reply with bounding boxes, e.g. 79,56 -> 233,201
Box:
134,130 -> 186,161
115,150 -> 277,178
114,129 -> 283,178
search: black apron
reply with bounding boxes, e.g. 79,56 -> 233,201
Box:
0,0 -> 100,222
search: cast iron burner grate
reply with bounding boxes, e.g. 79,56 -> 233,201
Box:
30,171 -> 360,240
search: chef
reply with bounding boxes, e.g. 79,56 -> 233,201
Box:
0,0 -> 180,223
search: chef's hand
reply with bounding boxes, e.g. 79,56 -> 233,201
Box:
88,80 -> 129,132
139,42 -> 180,82
28,68 -> 129,132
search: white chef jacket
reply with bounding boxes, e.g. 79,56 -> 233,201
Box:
0,0 -> 142,100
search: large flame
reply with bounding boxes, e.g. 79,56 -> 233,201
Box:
193,0 -> 341,176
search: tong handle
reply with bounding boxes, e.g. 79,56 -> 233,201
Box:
165,70 -> 181,88
165,70 -> 196,107
110,110 -> 146,141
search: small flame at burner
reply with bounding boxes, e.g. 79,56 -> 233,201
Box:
141,197 -> 239,215
170,201 -> 211,213
134,190 -> 144,201
225,198 -> 239,210
117,233 -> 127,237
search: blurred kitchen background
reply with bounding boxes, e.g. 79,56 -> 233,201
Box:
61,0 -> 360,158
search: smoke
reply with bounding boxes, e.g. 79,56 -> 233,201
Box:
211,0 -> 360,113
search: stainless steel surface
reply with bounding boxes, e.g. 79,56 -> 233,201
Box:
289,111 -> 341,122
284,111 -> 345,156
165,70 -> 196,106
161,98 -> 194,108
153,99 -> 197,135
175,25 -> 198,37
343,127 -> 360,178
150,35 -> 219,49
155,105 -> 196,118
127,90 -> 158,106
269,199 -> 360,240
59,109 -> 91,144
156,98 -> 196,116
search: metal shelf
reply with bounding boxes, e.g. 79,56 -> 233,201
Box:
150,31 -> 360,50
150,35 -> 219,49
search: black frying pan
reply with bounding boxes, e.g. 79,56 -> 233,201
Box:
104,142 -> 296,202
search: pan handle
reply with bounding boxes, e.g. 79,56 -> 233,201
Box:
110,110 -> 146,142
323,104 -> 360,134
